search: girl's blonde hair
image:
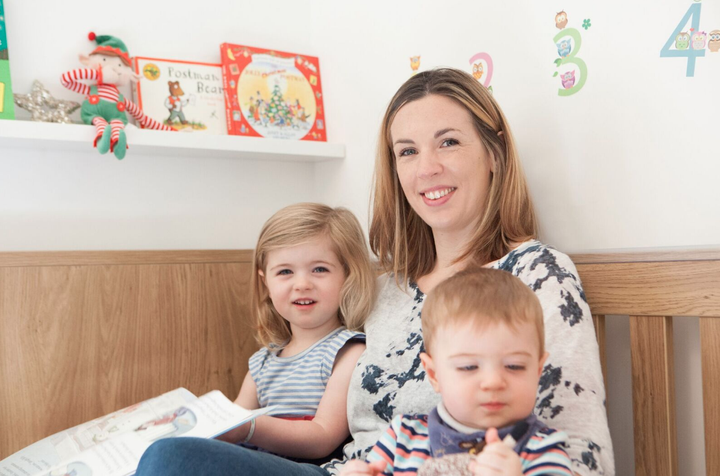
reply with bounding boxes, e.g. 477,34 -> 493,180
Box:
252,203 -> 377,348
369,68 -> 537,281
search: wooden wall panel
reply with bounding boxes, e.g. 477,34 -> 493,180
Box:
0,252 -> 257,458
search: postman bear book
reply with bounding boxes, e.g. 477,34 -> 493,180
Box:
220,43 -> 326,141
132,57 -> 227,134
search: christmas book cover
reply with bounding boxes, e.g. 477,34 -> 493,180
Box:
220,43 -> 326,141
132,57 -> 227,134
0,0 -> 15,120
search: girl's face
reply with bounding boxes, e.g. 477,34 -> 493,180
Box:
390,94 -> 494,241
262,234 -> 346,337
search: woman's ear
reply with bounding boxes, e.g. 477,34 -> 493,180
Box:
488,149 -> 497,174
420,352 -> 441,393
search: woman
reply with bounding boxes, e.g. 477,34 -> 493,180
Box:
136,68 -> 613,475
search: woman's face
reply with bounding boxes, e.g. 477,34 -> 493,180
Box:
390,94 -> 495,239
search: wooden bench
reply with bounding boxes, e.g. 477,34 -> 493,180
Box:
1,249 -> 719,476
574,250 -> 720,476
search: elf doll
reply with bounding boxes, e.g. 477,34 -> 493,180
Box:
61,33 -> 174,160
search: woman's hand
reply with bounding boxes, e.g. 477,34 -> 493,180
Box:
468,428 -> 523,476
340,460 -> 386,475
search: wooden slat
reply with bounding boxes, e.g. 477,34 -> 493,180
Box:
0,250 -> 254,267
572,249 -> 720,264
630,315 -> 677,476
592,314 -> 607,393
700,317 -> 720,476
576,260 -> 720,317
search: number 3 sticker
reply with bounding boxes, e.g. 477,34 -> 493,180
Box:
554,28 -> 588,96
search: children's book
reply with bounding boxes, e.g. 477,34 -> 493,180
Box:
0,388 -> 271,476
132,57 -> 227,134
0,0 -> 15,120
220,43 -> 326,141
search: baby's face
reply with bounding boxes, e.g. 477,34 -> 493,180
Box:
422,319 -> 546,430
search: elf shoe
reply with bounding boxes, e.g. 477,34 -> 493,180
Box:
112,130 -> 128,160
96,125 -> 112,155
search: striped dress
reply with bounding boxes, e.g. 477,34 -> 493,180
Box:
366,413 -> 573,476
248,327 -> 364,417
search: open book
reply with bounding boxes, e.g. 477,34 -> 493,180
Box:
0,388 -> 272,476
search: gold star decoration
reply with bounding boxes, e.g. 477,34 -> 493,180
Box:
14,80 -> 80,124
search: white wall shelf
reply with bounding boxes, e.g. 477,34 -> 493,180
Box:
0,119 -> 345,162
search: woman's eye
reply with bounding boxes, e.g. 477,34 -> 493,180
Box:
398,148 -> 417,157
313,266 -> 329,273
441,138 -> 459,147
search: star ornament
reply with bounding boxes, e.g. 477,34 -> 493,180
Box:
14,80 -> 80,124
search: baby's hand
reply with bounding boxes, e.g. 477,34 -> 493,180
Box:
468,428 -> 522,476
340,460 -> 386,476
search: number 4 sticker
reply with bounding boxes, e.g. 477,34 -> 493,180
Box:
660,3 -> 705,77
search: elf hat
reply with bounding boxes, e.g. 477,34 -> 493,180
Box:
87,32 -> 131,66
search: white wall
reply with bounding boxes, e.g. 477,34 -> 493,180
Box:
1,1 -> 718,474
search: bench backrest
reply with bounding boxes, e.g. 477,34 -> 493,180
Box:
573,250 -> 720,476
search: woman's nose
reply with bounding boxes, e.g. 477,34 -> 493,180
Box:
417,151 -> 443,179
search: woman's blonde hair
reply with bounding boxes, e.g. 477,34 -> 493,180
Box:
252,203 -> 377,348
369,68 -> 537,280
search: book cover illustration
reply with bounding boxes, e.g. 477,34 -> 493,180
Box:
221,43 -> 326,141
0,0 -> 15,119
133,57 -> 227,134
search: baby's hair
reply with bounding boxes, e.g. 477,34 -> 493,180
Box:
251,203 -> 377,348
422,267 -> 544,356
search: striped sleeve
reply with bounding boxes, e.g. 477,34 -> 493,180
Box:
366,415 -> 431,475
60,68 -> 97,96
521,429 -> 574,476
124,99 -> 175,131
320,329 -> 365,382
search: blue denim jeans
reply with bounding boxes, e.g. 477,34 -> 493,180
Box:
136,438 -> 331,476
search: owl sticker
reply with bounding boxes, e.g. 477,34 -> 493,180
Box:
557,39 -> 572,58
675,32 -> 690,50
708,30 -> 720,52
561,70 -> 576,89
555,11 -> 568,30
691,30 -> 707,50
472,62 -> 484,81
410,56 -> 421,75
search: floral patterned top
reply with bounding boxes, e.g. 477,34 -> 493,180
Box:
323,240 -> 614,476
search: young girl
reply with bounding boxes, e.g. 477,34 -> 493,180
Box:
217,203 -> 377,462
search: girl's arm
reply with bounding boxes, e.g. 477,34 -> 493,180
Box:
215,372 -> 260,443
242,341 -> 365,459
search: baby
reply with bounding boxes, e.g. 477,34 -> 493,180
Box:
341,268 -> 573,475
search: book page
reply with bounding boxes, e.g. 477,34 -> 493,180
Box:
1,389 -> 272,476
0,389 -> 196,476
177,390 -> 273,439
